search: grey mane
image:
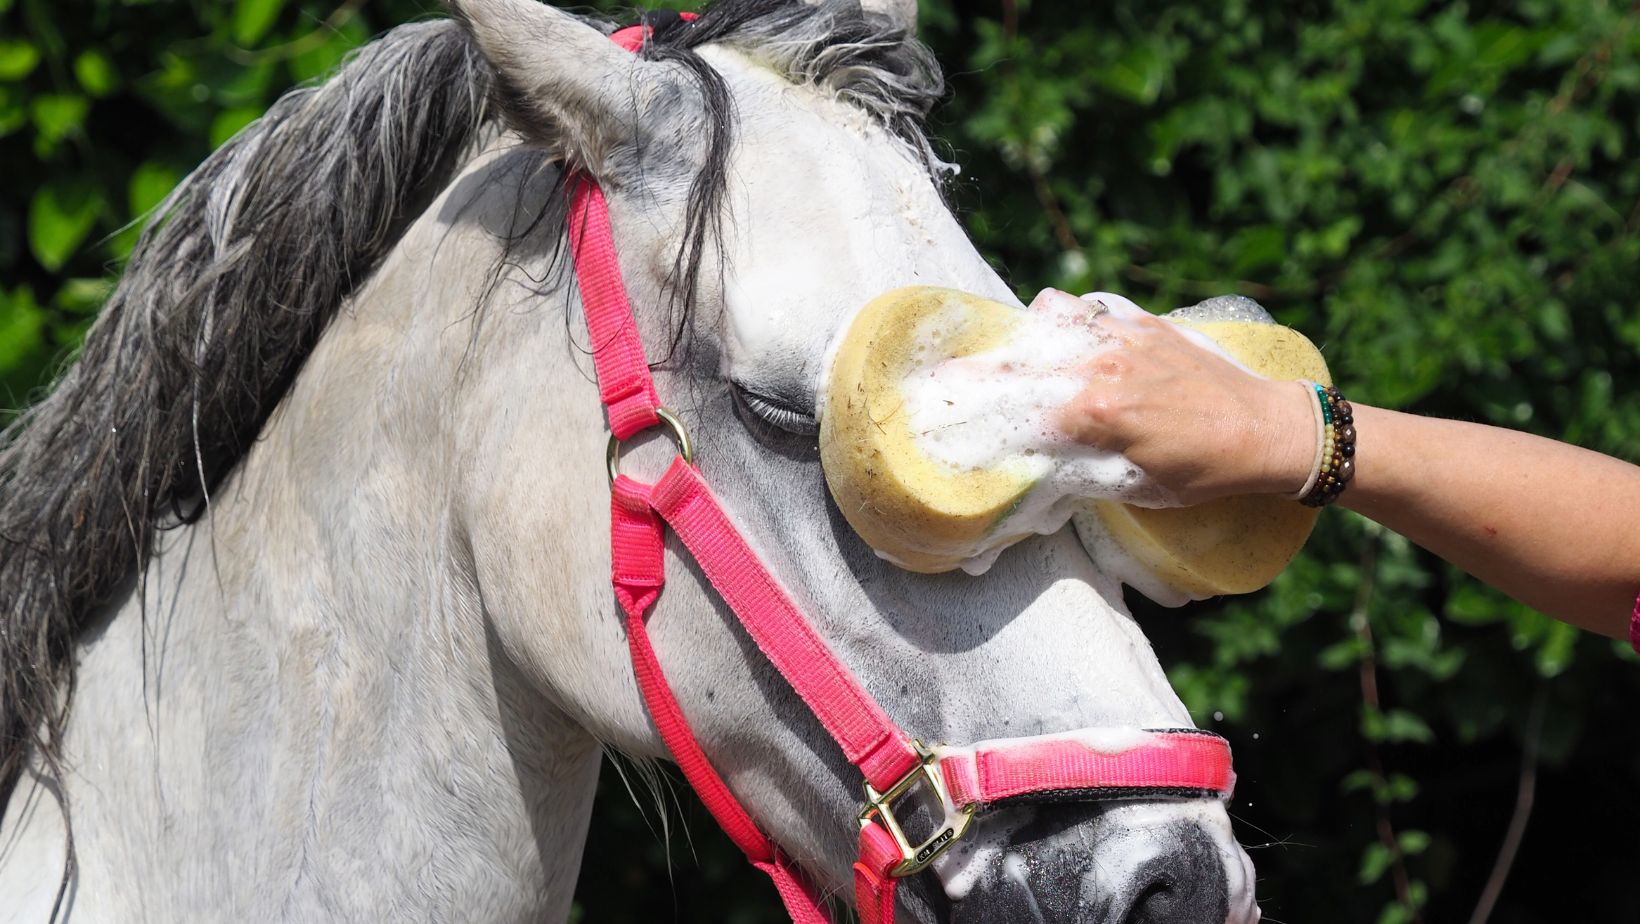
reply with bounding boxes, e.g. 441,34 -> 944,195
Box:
0,0 -> 944,862
0,19 -> 496,820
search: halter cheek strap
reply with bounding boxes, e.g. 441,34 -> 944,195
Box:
563,20 -> 1235,922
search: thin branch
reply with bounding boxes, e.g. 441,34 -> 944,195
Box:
1120,261 -> 1288,302
174,0 -> 367,66
997,0 -> 1081,256
1029,165 -> 1082,254
1350,521 -> 1423,923
1468,688 -> 1546,924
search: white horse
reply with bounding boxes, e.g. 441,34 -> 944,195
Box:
0,1 -> 1259,920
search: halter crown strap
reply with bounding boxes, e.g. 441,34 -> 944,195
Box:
570,17 -> 1234,923
567,177 -> 661,439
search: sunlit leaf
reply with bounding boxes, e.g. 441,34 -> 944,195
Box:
288,16 -> 369,83
73,50 -> 118,96
30,93 -> 89,150
0,39 -> 40,81
232,0 -> 287,47
128,160 -> 183,218
1093,43 -> 1168,105
209,106 -> 261,148
28,183 -> 100,271
0,287 -> 44,374
53,277 -> 112,315
1358,842 -> 1392,884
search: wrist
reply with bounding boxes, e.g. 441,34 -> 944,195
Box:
1250,379 -> 1319,496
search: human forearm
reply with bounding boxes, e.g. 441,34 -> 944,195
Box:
1335,405 -> 1640,638
1055,299 -> 1640,637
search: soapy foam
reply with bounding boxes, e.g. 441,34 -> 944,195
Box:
933,726 -> 1155,765
1070,511 -> 1193,608
932,807 -> 1038,901
930,732 -> 1155,902
895,288 -> 1283,588
897,289 -> 1177,575
1005,853 -> 1048,923
1072,293 -> 1282,604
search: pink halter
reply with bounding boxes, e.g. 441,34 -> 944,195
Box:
566,20 -> 1235,922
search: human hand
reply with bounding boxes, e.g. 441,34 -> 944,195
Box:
1050,290 -> 1315,506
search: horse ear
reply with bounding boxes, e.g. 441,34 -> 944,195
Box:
451,0 -> 647,174
860,0 -> 917,34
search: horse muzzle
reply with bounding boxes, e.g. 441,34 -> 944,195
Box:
818,285 -> 1332,605
940,804 -> 1258,924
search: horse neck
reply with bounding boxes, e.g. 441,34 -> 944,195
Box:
2,150 -> 608,922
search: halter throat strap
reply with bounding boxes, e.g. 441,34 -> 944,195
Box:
564,20 -> 1235,923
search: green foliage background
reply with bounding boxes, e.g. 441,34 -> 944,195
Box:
5,0 -> 1640,921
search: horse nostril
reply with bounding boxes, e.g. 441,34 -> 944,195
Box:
1118,822 -> 1230,924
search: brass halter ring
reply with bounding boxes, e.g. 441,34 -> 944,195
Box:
606,407 -> 694,484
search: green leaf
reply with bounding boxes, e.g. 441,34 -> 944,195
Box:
1473,22 -> 1536,72
0,86 -> 25,136
1385,774 -> 1420,802
73,50 -> 118,97
232,0 -> 287,46
1093,43 -> 1168,106
1382,709 -> 1435,744
128,160 -> 183,217
0,39 -> 40,81
30,94 -> 89,148
1340,769 -> 1376,793
28,184 -> 101,271
288,16 -> 369,83
209,106 -> 260,148
53,278 -> 112,315
1398,830 -> 1431,855
1227,225 -> 1287,276
0,287 -> 44,375
1319,636 -> 1365,670
1534,620 -> 1578,678
1358,842 -> 1392,884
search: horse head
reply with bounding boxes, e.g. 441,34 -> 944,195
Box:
0,1 -> 1260,920
451,0 -> 1259,920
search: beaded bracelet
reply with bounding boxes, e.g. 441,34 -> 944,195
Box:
1291,381 -> 1356,508
1630,589 -> 1640,656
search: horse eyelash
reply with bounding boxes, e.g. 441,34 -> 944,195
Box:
734,386 -> 819,435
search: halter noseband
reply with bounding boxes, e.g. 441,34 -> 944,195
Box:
566,19 -> 1235,923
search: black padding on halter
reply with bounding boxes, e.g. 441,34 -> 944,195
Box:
1142,727 -> 1225,739
991,786 -> 1227,808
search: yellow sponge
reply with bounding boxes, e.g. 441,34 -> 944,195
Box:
820,286 -> 1330,600
820,287 -> 1036,573
1086,319 -> 1330,599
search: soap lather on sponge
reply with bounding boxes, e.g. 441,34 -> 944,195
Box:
818,285 -> 1330,604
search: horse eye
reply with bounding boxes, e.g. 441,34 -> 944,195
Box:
733,384 -> 819,435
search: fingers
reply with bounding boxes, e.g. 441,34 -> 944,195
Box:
1055,385 -> 1128,450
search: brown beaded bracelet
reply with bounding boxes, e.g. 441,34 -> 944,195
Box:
1298,382 -> 1356,508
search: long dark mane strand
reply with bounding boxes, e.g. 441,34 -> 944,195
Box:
0,19 -> 495,839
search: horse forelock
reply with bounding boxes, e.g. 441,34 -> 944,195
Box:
639,0 -> 949,359
0,0 -> 946,874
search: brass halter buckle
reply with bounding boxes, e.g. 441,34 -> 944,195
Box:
606,407 -> 694,484
858,740 -> 977,877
